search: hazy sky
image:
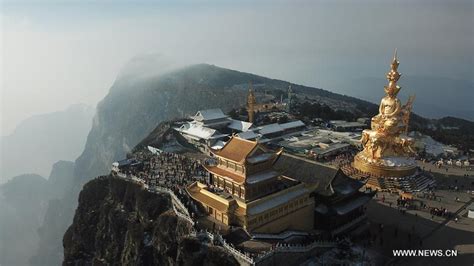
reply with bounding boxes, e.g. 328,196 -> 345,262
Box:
1,0 -> 473,136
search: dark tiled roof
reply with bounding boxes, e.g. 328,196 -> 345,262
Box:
273,153 -> 365,197
331,171 -> 364,195
273,153 -> 339,196
332,193 -> 372,215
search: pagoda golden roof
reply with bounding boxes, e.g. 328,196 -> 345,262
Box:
212,136 -> 259,163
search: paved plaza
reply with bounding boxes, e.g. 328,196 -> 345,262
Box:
363,189 -> 474,265
417,160 -> 473,177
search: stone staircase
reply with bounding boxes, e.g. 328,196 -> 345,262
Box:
365,173 -> 435,193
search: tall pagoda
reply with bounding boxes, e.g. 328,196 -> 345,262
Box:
247,84 -> 256,123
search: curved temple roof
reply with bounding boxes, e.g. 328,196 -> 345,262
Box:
212,136 -> 259,163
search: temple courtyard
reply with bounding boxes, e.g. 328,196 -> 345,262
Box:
364,189 -> 474,265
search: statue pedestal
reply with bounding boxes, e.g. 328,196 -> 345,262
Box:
353,153 -> 417,178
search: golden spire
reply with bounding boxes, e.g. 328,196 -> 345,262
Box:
384,49 -> 401,96
247,82 -> 256,123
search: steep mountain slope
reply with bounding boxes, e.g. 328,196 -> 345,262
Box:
63,176 -> 238,266
1,104 -> 94,182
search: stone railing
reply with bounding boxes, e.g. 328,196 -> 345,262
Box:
150,185 -> 191,217
188,229 -> 255,265
274,240 -> 335,252
251,230 -> 309,240
201,230 -> 336,266
222,240 -> 255,265
116,172 -> 127,178
172,204 -> 195,225
214,232 -> 255,265
253,239 -> 336,263
116,173 -> 194,225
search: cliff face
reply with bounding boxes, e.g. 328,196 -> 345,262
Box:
63,176 -> 238,266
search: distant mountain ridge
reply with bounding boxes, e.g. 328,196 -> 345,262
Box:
1,104 -> 94,182
0,161 -> 75,266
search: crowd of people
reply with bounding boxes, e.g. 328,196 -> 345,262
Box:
429,207 -> 455,219
115,149 -> 210,219
327,152 -> 355,167
128,150 -> 207,189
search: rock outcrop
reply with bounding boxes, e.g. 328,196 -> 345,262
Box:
63,176 -> 238,266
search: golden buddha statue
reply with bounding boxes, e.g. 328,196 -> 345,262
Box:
371,55 -> 402,133
353,50 -> 417,177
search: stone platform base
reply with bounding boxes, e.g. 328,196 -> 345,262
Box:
364,173 -> 436,193
353,154 -> 417,178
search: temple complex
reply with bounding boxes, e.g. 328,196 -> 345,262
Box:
183,52 -> 435,236
187,136 -> 375,235
186,137 -> 315,233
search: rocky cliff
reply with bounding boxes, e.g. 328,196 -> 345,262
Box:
63,175 -> 238,266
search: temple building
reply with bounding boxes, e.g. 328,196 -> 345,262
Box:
191,108 -> 232,129
273,153 -> 375,234
176,122 -> 229,151
186,137 -> 315,234
245,83 -> 287,120
176,108 -> 254,152
187,136 -> 374,235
